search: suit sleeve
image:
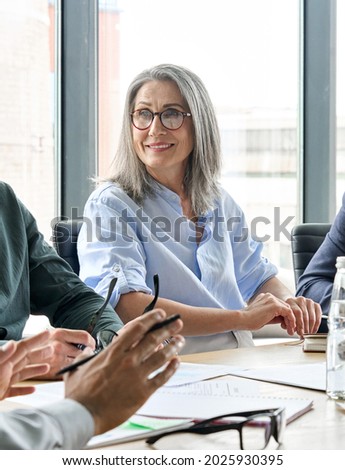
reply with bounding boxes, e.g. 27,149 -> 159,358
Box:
0,399 -> 94,450
296,193 -> 345,314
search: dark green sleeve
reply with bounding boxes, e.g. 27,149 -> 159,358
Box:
24,198 -> 124,336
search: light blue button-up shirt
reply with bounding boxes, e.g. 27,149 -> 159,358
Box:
78,182 -> 278,353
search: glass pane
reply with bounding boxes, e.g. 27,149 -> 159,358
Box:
98,0 -> 299,290
337,0 -> 345,209
0,0 -> 56,241
0,0 -> 56,334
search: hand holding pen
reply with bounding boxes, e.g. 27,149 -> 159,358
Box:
64,309 -> 184,436
56,278 -> 118,375
57,313 -> 181,375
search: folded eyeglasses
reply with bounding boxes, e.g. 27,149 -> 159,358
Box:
146,408 -> 286,450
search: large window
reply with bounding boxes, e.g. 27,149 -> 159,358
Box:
0,0 -> 56,334
0,0 -> 56,240
98,0 -> 299,289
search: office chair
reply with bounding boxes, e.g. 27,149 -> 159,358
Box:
52,219 -> 84,275
291,222 -> 331,288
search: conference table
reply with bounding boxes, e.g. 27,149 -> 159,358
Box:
2,340 -> 345,450
180,340 -> 344,451
104,340 -> 345,450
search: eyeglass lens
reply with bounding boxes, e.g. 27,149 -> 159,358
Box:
146,408 -> 285,450
238,416 -> 272,450
132,109 -> 186,130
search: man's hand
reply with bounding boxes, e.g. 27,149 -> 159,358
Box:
34,328 -> 96,379
64,309 -> 185,436
0,330 -> 53,399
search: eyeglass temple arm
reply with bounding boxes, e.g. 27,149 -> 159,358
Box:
146,421 -> 240,445
87,277 -> 118,334
142,273 -> 159,314
146,408 -> 284,445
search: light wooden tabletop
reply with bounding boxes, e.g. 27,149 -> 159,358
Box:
2,340 -> 344,450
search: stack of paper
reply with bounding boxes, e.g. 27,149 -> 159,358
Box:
137,380 -> 313,424
224,362 -> 326,391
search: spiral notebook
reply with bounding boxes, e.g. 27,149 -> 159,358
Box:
137,380 -> 313,424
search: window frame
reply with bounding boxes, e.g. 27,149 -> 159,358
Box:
57,0 -> 338,223
56,0 -> 99,218
299,0 -> 337,223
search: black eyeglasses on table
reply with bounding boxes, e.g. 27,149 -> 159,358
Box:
146,408 -> 286,450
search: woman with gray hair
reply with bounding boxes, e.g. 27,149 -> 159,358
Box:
78,64 -> 321,354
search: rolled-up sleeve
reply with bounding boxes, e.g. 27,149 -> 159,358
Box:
78,185 -> 152,307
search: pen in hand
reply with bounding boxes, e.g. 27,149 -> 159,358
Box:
147,314 -> 181,332
56,348 -> 100,375
56,314 -> 181,376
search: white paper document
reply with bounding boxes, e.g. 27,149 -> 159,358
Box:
137,380 -> 313,424
157,362 -> 242,387
7,381 -> 64,407
8,366 -> 254,407
224,362 -> 326,391
7,373 -> 313,448
7,362 -> 244,408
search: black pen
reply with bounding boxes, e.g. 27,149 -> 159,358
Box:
56,350 -> 100,376
56,315 -> 181,376
147,314 -> 181,333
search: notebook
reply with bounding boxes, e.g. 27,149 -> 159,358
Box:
88,380 -> 313,448
303,334 -> 327,352
137,380 -> 313,424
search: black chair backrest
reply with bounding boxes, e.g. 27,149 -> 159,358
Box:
52,219 -> 84,275
291,223 -> 331,287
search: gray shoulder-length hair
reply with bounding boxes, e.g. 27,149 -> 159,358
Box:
108,63 -> 222,215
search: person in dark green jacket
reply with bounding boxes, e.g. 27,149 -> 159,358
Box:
0,181 -> 123,377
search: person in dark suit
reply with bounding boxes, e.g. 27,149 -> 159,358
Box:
296,193 -> 345,332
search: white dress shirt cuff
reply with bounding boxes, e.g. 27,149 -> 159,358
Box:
41,398 -> 95,449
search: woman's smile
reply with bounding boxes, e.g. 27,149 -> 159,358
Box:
132,80 -> 194,182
